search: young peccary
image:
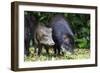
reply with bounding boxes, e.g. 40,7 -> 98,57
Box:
34,24 -> 55,56
24,14 -> 54,56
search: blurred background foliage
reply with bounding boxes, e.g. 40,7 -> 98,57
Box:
25,11 -> 90,49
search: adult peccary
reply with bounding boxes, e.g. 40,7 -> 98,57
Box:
24,14 -> 37,56
34,24 -> 55,56
50,14 -> 75,55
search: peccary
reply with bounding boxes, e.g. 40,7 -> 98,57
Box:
24,14 -> 54,56
34,24 -> 55,55
50,14 -> 75,55
24,15 -> 37,56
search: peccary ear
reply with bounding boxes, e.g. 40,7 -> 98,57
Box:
63,34 -> 70,42
48,28 -> 52,31
63,34 -> 68,39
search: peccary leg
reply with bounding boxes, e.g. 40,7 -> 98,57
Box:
25,39 -> 30,56
38,44 -> 42,56
44,45 -> 49,55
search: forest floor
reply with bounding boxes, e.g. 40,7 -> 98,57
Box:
25,48 -> 90,62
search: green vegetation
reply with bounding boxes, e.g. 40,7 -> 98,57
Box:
67,14 -> 90,49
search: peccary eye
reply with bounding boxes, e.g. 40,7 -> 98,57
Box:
42,34 -> 48,37
41,34 -> 48,39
